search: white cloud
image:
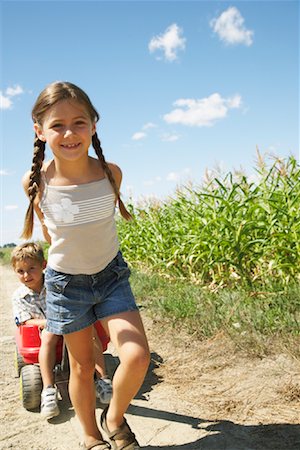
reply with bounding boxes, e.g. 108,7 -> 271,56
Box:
0,84 -> 24,110
142,122 -> 157,130
149,23 -> 186,62
210,7 -> 253,46
4,205 -> 18,210
166,172 -> 180,182
163,93 -> 242,127
0,93 -> 12,110
6,85 -> 24,96
161,133 -> 180,142
166,168 -> 192,182
132,132 -> 147,141
0,169 -> 10,176
143,176 -> 162,186
131,123 -> 157,141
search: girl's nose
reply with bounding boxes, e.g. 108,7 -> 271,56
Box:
64,129 -> 73,137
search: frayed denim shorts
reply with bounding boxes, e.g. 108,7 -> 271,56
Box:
44,251 -> 138,335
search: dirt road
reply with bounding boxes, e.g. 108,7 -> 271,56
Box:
0,264 -> 299,449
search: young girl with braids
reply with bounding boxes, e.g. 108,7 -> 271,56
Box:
21,81 -> 150,450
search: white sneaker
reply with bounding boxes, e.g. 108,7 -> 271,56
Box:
40,386 -> 60,419
95,377 -> 113,404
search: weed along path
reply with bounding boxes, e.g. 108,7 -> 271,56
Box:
1,263 -> 300,450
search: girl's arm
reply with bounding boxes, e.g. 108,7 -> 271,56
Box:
22,171 -> 52,244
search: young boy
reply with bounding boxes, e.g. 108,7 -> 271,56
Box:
11,242 -> 112,420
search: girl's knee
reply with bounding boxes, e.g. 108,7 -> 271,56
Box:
126,347 -> 150,372
70,359 -> 95,380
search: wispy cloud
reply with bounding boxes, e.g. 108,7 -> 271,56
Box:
210,7 -> 254,46
0,84 -> 24,110
4,205 -> 18,210
163,93 -> 242,127
132,122 -> 157,141
167,168 -> 192,182
161,133 -> 180,142
143,176 -> 162,186
0,93 -> 12,110
143,122 -> 157,130
131,131 -> 147,141
6,85 -> 24,96
0,169 -> 14,176
149,23 -> 186,62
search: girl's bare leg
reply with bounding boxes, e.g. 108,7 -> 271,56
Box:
101,311 -> 150,445
64,326 -> 104,446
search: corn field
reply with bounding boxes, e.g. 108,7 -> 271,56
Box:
118,154 -> 300,290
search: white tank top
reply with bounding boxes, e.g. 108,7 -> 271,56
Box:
40,176 -> 119,274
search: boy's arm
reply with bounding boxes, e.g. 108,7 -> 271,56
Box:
22,318 -> 47,329
12,292 -> 46,330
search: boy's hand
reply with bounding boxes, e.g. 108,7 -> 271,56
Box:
38,319 -> 47,331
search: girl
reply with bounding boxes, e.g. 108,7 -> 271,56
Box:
21,81 -> 150,450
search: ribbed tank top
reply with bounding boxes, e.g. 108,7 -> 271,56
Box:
40,176 -> 119,275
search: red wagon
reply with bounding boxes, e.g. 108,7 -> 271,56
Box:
14,322 -> 109,410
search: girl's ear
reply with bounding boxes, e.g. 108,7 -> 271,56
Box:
92,122 -> 96,135
34,123 -> 46,142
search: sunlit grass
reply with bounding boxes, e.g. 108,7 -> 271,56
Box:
118,153 -> 300,290
131,268 -> 300,357
118,153 -> 300,355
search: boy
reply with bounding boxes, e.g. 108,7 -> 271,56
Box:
11,242 -> 112,420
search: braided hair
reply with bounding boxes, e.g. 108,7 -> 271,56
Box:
21,135 -> 45,239
92,133 -> 131,220
21,81 -> 131,239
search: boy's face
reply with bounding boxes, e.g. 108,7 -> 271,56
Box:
14,258 -> 46,293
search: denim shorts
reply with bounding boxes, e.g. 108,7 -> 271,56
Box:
44,251 -> 138,335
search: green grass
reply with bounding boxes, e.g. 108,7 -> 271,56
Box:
130,267 -> 300,357
118,154 -> 300,290
0,247 -> 14,265
117,153 -> 300,355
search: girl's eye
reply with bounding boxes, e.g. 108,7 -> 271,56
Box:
52,123 -> 62,129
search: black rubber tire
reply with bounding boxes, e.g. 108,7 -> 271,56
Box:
20,365 -> 42,410
14,346 -> 25,377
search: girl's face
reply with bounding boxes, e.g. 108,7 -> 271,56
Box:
34,99 -> 96,163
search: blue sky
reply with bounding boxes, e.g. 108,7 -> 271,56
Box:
1,0 -> 299,245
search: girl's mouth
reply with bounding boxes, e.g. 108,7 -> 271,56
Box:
61,143 -> 80,149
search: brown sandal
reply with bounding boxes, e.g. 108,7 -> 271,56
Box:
83,439 -> 111,450
100,407 -> 140,450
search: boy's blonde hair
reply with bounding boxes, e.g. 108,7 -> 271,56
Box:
11,242 -> 45,268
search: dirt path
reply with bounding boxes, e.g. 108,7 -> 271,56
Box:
0,264 -> 299,449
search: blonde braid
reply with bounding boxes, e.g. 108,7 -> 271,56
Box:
21,135 -> 46,238
92,133 -> 132,221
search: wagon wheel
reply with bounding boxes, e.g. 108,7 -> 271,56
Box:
20,365 -> 42,410
14,346 -> 25,377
